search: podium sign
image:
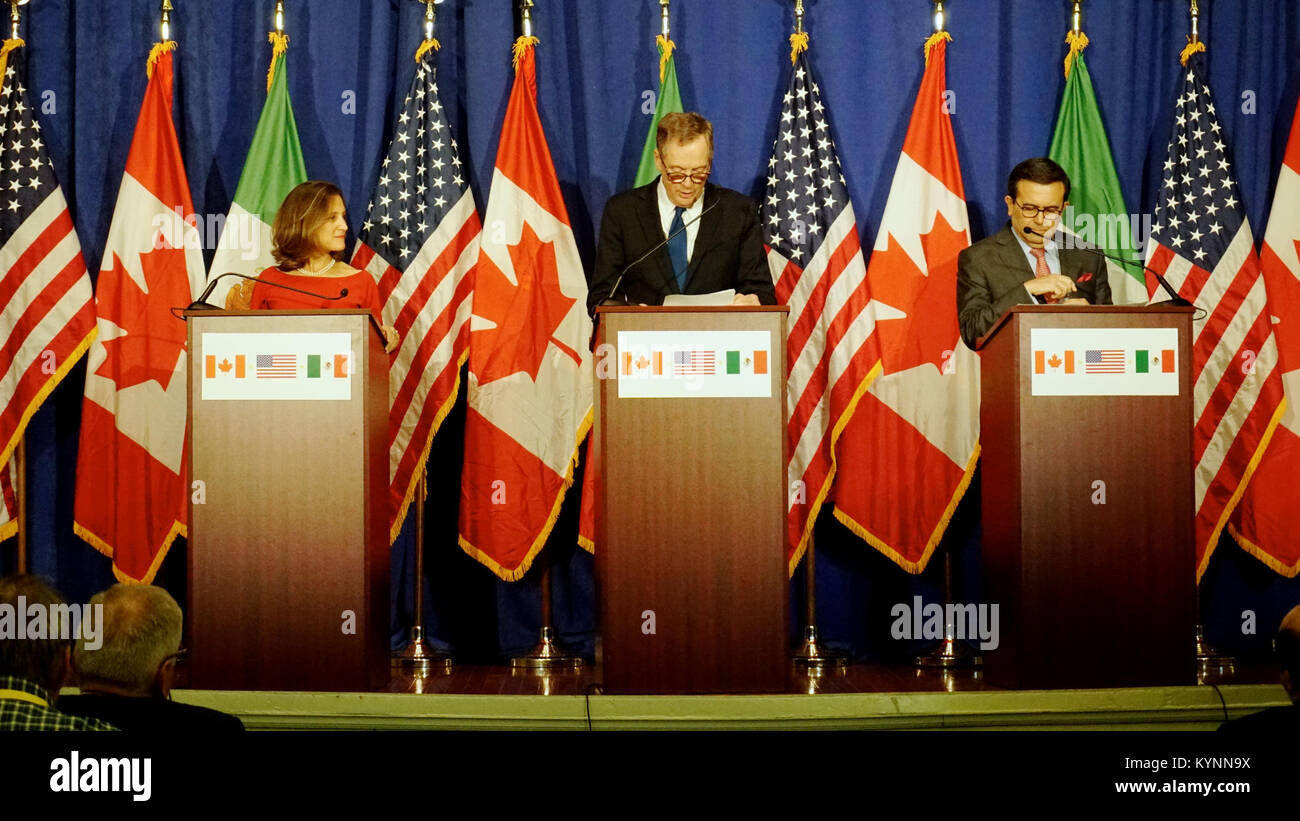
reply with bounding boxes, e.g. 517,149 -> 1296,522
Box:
595,307 -> 789,694
186,310 -> 390,692
977,305 -> 1197,689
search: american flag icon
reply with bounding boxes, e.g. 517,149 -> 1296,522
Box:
1084,350 -> 1125,374
673,350 -> 716,376
256,354 -> 297,378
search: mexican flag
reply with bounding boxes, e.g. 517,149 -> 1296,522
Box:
205,34 -> 307,310
633,35 -> 684,187
1048,33 -> 1147,305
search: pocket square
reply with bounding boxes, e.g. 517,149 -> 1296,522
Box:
1077,273 -> 1093,283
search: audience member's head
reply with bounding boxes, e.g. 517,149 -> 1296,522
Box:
74,584 -> 183,699
1277,604 -> 1300,704
0,574 -> 73,697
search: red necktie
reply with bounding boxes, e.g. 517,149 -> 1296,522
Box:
1032,247 -> 1058,304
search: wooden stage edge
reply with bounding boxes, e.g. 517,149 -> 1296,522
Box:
133,664 -> 1288,731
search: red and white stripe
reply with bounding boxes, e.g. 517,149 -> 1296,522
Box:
768,204 -> 881,572
0,189 -> 96,468
352,189 -> 480,542
1146,220 -> 1284,580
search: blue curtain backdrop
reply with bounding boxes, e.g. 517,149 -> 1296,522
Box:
6,0 -> 1300,663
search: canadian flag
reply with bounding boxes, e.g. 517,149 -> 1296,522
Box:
74,46 -> 205,583
458,39 -> 593,581
832,36 -> 980,572
1229,97 -> 1300,577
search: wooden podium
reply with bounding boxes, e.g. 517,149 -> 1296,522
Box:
185,309 -> 390,691
594,306 -> 789,694
977,305 -> 1196,689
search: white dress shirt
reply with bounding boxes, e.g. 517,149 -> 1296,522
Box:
657,179 -> 704,264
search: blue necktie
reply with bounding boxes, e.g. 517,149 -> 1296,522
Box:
668,206 -> 688,292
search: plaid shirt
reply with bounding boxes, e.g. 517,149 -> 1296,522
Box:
0,675 -> 118,731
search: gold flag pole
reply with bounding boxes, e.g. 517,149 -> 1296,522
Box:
1182,0 -> 1232,684
660,0 -> 670,38
508,0 -> 580,674
788,0 -> 845,678
394,0 -> 453,677
8,0 -> 28,573
914,0 -> 980,676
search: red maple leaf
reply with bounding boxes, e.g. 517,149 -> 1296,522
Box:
471,222 -> 579,385
866,211 -> 968,375
95,243 -> 191,392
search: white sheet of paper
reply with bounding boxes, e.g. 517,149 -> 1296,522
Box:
662,290 -> 735,307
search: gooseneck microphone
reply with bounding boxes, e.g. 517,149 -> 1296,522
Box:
185,271 -> 351,312
1021,226 -> 1193,309
604,198 -> 720,306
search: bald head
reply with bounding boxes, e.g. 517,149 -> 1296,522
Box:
74,585 -> 182,697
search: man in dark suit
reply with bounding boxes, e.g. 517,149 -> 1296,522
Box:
957,157 -> 1111,349
61,584 -> 243,732
587,111 -> 776,314
1219,603 -> 1300,733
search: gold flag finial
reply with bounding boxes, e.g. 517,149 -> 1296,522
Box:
659,0 -> 670,39
274,0 -> 285,35
161,0 -> 174,43
520,0 -> 534,40
8,0 -> 27,42
415,0 -> 441,62
1180,0 -> 1205,65
1072,1 -> 1081,35
789,1 -> 808,65
932,0 -> 946,34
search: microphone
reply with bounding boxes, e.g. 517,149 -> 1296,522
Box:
186,272 -> 351,311
1021,226 -> 1192,308
604,197 -> 720,306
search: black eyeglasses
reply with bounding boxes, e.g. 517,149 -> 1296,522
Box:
664,170 -> 711,184
1015,201 -> 1064,220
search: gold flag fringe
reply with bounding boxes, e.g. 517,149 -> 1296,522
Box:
512,35 -> 539,71
788,31 -> 808,65
0,38 -> 25,85
923,31 -> 951,67
1063,30 -> 1088,79
414,37 -> 440,63
266,31 -> 290,92
147,41 -> 177,78
656,34 -> 675,83
1180,39 -> 1206,66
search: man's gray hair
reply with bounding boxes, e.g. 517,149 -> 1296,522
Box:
74,584 -> 183,693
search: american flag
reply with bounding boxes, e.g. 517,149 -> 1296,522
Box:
1145,52 -> 1284,579
762,47 -> 878,571
255,354 -> 296,378
352,49 -> 480,543
672,349 -> 715,375
1084,349 -> 1125,373
0,46 -> 96,530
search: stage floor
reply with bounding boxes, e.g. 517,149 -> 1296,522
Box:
159,660 -> 1289,731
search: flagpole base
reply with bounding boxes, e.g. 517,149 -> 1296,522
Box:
792,626 -> 847,671
511,626 -> 583,671
1195,624 -> 1235,683
916,634 -> 982,669
392,625 -> 453,673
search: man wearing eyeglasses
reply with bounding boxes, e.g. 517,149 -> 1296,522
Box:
60,584 -> 244,732
588,112 -> 776,313
957,157 -> 1110,349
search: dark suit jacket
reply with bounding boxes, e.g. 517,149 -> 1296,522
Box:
59,693 -> 245,732
587,180 -> 777,314
956,224 -> 1111,349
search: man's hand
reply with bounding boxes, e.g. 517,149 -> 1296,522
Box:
1024,274 -> 1077,302
732,293 -> 761,306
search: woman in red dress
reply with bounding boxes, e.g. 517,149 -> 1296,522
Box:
227,180 -> 399,352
